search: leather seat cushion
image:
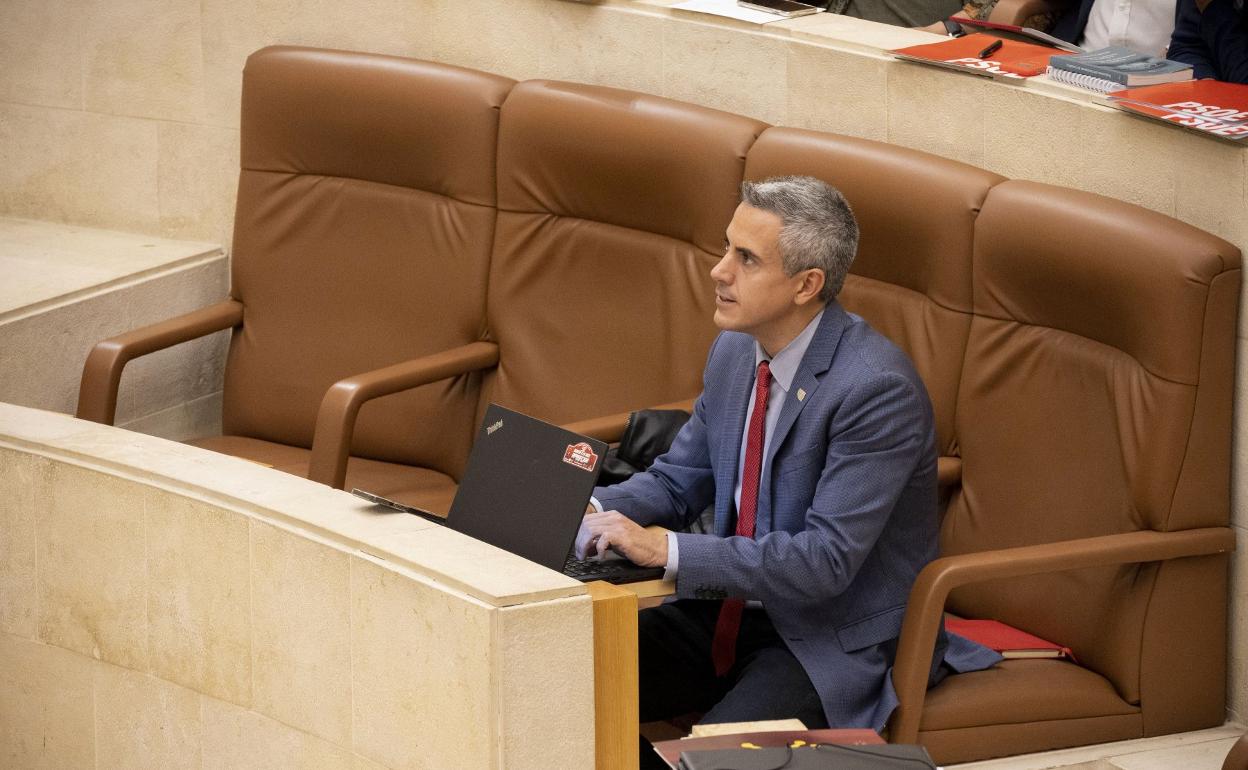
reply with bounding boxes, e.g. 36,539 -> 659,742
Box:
920,659 -> 1139,731
187,435 -> 459,516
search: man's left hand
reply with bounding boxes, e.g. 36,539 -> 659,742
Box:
579,511 -> 669,567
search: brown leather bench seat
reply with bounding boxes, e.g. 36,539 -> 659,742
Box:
76,46 -> 1240,764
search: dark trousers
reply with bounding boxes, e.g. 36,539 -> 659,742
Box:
637,600 -> 826,770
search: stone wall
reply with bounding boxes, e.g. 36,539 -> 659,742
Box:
0,402 -> 595,769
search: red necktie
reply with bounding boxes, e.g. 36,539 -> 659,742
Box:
711,360 -> 771,677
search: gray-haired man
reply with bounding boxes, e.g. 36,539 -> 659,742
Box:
579,177 -> 998,764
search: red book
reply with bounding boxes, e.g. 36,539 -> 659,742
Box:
946,618 -> 1076,661
1106,80 -> 1248,142
891,33 -> 1074,80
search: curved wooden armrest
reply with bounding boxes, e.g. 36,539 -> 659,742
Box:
562,397 -> 697,443
307,341 -> 500,489
889,526 -> 1237,743
986,0 -> 1077,25
76,300 -> 244,425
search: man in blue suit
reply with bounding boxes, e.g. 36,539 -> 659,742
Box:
579,177 -> 997,757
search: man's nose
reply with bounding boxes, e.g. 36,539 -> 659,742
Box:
710,252 -> 732,283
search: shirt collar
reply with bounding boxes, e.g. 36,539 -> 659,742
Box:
754,308 -> 824,394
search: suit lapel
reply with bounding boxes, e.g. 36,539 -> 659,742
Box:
762,304 -> 852,506
715,343 -> 755,537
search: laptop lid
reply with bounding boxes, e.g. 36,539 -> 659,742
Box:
446,404 -> 608,571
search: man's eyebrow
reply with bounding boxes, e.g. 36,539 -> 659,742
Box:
736,246 -> 762,262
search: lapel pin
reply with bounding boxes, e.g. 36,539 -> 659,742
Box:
797,388 -> 807,402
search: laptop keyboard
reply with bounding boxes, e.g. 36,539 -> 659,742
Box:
563,557 -> 618,578
562,556 -> 666,584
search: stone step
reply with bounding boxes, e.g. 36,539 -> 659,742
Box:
0,217 -> 228,440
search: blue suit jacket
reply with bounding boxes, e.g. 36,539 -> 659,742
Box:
1170,0 -> 1248,83
594,303 -> 999,730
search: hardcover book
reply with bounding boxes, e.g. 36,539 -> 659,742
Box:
653,728 -> 883,768
1106,80 -> 1248,142
891,33 -> 1073,80
945,618 -> 1075,660
1046,46 -> 1192,93
676,743 -> 936,770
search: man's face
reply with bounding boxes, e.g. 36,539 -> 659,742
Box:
711,203 -> 810,345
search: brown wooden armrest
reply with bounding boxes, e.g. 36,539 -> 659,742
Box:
307,341 -> 500,489
562,397 -> 698,443
985,0 -> 1077,25
889,526 -> 1237,743
76,300 -> 244,425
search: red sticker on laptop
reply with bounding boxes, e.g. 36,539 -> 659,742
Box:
563,442 -> 599,473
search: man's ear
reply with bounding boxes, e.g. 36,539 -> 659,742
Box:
794,268 -> 826,306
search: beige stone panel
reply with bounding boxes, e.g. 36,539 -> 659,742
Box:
662,19 -> 788,125
202,695 -> 354,770
251,521 -> 352,746
539,4 -> 665,94
0,633 -> 95,769
0,0 -> 85,109
350,556 -> 494,770
82,0 -> 205,122
118,390 -> 226,443
982,87 -> 1085,189
1172,130 -> 1246,255
1075,105 -> 1178,216
495,597 -> 595,769
0,217 -> 221,317
773,11 -> 935,52
353,754 -> 392,770
0,448 -> 46,638
0,403 -> 98,446
158,122 -> 241,246
425,0 -> 549,81
0,257 -> 228,420
1229,523 -> 1248,724
147,493 -> 252,705
37,464 -> 148,668
362,526 -> 583,608
787,43 -> 888,141
886,63 -> 987,167
116,323 -> 230,425
292,0 -> 428,61
0,103 -> 160,233
201,0 -> 435,131
95,664 -> 202,770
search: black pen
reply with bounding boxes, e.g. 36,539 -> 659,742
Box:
978,39 -> 1003,59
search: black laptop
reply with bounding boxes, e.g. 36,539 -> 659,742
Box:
353,403 -> 665,585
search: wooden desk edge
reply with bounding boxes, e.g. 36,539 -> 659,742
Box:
584,579 -> 673,769
587,581 -> 640,770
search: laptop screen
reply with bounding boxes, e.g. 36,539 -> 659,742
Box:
446,404 -> 608,571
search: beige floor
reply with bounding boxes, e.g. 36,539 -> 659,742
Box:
951,724 -> 1246,770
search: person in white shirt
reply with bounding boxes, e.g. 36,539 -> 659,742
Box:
1052,0 -> 1179,56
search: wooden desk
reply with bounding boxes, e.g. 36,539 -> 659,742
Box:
588,579 -> 675,770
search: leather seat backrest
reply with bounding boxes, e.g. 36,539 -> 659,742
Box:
945,180 -> 1240,705
228,47 -> 514,478
743,128 -> 1003,456
482,80 -> 767,425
